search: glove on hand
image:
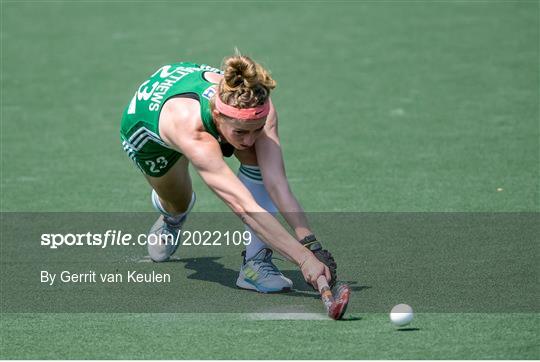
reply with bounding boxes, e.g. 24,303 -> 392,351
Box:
299,234 -> 337,288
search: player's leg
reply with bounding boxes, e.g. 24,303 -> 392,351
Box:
120,114 -> 195,261
143,156 -> 196,262
144,155 -> 194,216
234,148 -> 276,259
233,148 -> 292,293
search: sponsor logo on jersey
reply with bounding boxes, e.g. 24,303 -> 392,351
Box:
202,86 -> 216,100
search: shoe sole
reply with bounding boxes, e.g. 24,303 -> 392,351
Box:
236,277 -> 291,294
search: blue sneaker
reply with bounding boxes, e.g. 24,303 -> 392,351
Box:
236,248 -> 293,293
147,193 -> 195,262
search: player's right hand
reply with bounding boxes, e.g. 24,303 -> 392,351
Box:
299,253 -> 331,289
299,235 -> 338,287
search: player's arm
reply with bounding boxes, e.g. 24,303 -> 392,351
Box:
254,102 -> 313,239
255,103 -> 338,285
159,99 -> 329,286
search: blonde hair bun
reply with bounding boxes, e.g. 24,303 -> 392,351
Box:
219,55 -> 276,108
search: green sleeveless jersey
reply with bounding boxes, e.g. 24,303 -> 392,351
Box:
120,62 -> 223,176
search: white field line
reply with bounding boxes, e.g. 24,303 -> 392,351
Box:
243,313 -> 328,320
136,256 -> 182,262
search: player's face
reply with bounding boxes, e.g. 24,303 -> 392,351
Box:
216,116 -> 266,150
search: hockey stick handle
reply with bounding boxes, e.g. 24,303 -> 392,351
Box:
317,275 -> 334,310
317,275 -> 330,293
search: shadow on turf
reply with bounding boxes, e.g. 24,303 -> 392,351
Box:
396,327 -> 420,332
177,256 -> 369,299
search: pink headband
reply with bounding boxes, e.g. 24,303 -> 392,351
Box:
214,94 -> 270,120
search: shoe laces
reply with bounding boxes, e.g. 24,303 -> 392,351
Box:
163,216 -> 184,231
250,250 -> 282,277
155,217 -> 182,244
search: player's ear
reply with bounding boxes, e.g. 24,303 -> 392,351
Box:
212,109 -> 222,122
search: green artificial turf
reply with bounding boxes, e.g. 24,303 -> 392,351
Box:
1,313 -> 539,359
1,0 -> 538,359
1,1 -> 538,212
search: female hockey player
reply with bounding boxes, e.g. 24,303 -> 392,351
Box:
120,54 -> 337,293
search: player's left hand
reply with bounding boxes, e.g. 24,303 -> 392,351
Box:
300,235 -> 337,287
